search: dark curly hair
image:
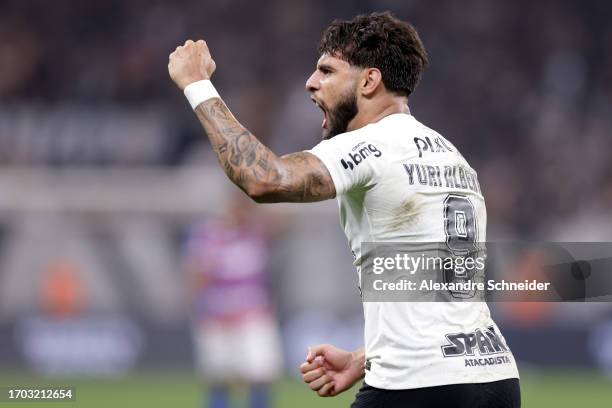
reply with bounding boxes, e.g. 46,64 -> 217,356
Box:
318,11 -> 428,97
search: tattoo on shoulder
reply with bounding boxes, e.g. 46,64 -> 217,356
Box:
279,152 -> 336,201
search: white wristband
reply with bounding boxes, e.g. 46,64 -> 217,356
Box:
183,80 -> 220,110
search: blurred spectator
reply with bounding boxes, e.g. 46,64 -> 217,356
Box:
40,258 -> 87,318
183,193 -> 283,408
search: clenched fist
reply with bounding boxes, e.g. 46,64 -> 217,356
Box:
300,344 -> 365,397
168,40 -> 216,90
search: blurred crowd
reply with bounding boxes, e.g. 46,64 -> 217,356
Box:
2,0 -> 611,237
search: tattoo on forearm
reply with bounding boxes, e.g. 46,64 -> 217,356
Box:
194,98 -> 335,202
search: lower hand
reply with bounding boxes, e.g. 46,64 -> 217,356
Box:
299,344 -> 365,397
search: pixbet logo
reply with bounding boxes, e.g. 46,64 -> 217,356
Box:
413,136 -> 454,158
340,143 -> 382,170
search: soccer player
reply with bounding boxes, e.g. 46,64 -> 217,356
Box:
169,11 -> 520,408
183,194 -> 282,408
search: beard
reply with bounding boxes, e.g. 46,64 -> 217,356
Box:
323,88 -> 359,140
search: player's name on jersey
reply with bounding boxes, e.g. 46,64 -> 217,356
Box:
403,163 -> 481,194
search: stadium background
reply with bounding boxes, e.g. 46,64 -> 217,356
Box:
0,0 -> 611,406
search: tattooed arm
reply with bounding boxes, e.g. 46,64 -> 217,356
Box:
194,98 -> 335,202
169,40 -> 335,203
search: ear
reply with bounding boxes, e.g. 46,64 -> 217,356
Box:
359,68 -> 383,97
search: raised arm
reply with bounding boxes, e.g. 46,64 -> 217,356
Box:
168,40 -> 335,203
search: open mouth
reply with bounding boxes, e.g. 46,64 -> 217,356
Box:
311,97 -> 328,129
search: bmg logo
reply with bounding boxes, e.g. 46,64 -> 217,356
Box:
340,144 -> 382,170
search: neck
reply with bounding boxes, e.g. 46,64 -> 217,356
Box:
347,97 -> 410,132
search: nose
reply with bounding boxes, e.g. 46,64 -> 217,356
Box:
305,71 -> 319,93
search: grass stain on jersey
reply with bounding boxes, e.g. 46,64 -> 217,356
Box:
388,199 -> 420,233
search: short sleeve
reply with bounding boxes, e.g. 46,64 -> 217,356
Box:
308,136 -> 381,196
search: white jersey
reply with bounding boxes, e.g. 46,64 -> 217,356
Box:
309,113 -> 519,390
